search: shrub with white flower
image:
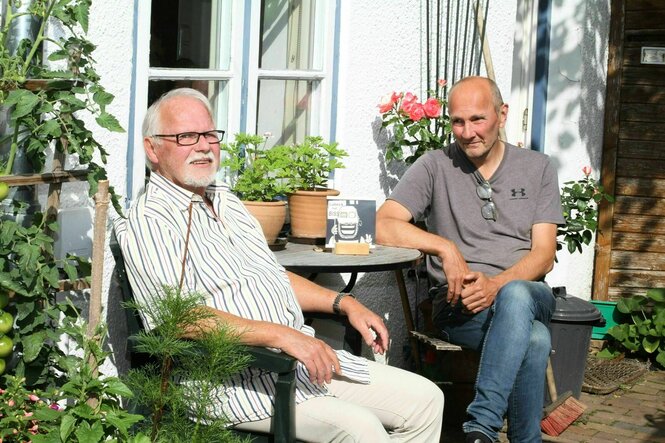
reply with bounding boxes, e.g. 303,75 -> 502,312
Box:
557,166 -> 614,255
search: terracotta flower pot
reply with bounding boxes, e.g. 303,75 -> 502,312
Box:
242,200 -> 287,245
287,189 -> 340,239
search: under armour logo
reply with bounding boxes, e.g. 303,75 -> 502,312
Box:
511,188 -> 527,198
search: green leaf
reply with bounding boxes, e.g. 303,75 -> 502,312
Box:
96,112 -> 125,132
617,296 -> 646,313
11,90 -> 40,118
646,288 -> 665,303
48,49 -> 70,61
104,378 -> 134,398
34,407 -> 62,421
657,350 -> 665,368
30,431 -> 62,443
643,335 -> 660,353
23,331 -> 47,362
0,271 -> 28,295
75,1 -> 91,33
63,261 -> 78,282
61,93 -> 87,110
92,89 -> 114,108
41,119 -> 63,137
74,420 -> 105,443
71,403 -> 96,419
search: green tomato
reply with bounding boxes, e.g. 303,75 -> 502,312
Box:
0,182 -> 8,200
0,311 -> 13,335
0,291 -> 8,309
0,335 -> 13,358
0,358 -> 4,375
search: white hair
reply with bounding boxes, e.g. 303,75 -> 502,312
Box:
142,88 -> 214,170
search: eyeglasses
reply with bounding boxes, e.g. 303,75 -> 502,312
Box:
152,130 -> 225,146
476,181 -> 497,221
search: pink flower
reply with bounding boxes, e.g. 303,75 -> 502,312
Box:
437,78 -> 448,87
49,403 -> 60,411
24,411 -> 33,417
582,166 -> 592,176
28,394 -> 39,402
7,400 -> 14,407
423,98 -> 442,118
400,92 -> 418,113
378,92 -> 400,113
408,103 -> 426,121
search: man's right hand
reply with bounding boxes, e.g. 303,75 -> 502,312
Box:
278,326 -> 341,386
439,239 -> 471,305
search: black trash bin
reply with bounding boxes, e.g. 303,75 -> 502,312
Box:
548,286 -> 605,400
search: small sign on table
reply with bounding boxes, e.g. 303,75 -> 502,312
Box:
326,199 -> 376,255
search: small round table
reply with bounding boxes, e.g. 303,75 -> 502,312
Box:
274,243 -> 423,367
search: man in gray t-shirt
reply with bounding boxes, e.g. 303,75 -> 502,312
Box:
377,76 -> 564,443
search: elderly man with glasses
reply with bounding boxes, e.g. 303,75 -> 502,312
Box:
377,76 -> 564,443
117,88 -> 444,442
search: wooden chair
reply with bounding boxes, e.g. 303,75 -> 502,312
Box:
110,234 -> 298,443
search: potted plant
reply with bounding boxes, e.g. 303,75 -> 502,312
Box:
220,133 -> 293,245
284,136 -> 348,240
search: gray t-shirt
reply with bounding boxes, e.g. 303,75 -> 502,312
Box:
389,142 -> 565,286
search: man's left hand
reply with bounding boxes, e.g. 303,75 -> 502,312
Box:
343,299 -> 389,355
460,272 -> 500,313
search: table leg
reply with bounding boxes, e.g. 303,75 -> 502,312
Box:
304,272 -> 362,356
394,269 -> 421,372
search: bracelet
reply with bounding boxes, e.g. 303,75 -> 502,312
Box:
333,292 -> 354,315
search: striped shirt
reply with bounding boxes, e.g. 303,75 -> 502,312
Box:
114,172 -> 369,425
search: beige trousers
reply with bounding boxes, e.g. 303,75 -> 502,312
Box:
234,360 -> 444,442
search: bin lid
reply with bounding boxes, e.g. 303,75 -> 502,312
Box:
551,286 -> 604,324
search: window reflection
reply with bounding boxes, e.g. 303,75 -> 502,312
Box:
150,0 -> 227,70
260,0 -> 318,70
257,79 -> 314,147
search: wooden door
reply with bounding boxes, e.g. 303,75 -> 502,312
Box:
594,0 -> 665,300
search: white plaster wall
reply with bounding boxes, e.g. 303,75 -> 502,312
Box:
543,1 -> 611,301
66,0 -> 611,372
52,0 -> 134,375
333,1 -> 518,367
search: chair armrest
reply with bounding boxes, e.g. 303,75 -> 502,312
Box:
246,346 -> 297,374
246,346 -> 297,443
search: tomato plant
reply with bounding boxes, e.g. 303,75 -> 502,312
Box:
0,311 -> 13,335
0,182 -> 9,200
0,291 -> 8,309
0,335 -> 13,358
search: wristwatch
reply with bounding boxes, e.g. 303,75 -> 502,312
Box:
333,292 -> 355,315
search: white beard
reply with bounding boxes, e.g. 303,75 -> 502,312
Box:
183,152 -> 217,188
184,172 -> 216,188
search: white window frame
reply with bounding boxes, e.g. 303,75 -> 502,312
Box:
130,0 -> 337,200
506,0 -> 538,148
243,0 -> 336,139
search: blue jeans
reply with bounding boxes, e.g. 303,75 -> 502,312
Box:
432,280 -> 555,442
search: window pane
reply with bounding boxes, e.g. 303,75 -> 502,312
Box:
256,79 -> 315,147
147,80 -> 229,133
260,0 -> 321,70
150,0 -> 230,70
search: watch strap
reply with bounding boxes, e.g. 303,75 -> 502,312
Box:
333,292 -> 354,315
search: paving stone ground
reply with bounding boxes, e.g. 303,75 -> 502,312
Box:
440,368 -> 665,442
